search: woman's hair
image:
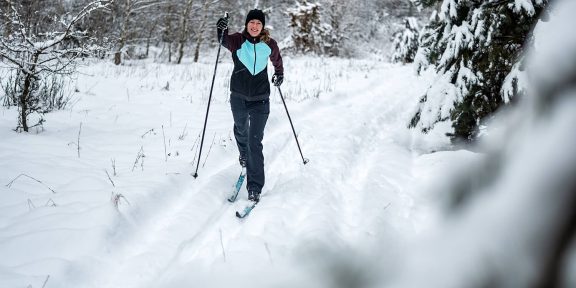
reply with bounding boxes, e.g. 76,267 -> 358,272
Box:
260,28 -> 271,43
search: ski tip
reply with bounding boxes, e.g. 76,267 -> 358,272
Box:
235,202 -> 257,219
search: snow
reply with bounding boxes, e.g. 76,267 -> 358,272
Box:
395,1 -> 576,287
440,0 -> 458,21
1,0 -> 575,285
412,68 -> 458,131
511,0 -> 537,15
529,0 -> 576,98
501,59 -> 528,103
0,55 -> 457,287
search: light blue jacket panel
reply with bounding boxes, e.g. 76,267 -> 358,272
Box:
236,41 -> 272,76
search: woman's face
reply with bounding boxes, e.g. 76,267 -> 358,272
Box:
247,19 -> 263,37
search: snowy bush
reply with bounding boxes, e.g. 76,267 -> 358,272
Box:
2,71 -> 72,112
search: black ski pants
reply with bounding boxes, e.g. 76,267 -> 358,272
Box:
230,96 -> 269,194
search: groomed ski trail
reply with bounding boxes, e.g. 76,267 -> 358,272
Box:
80,63 -> 431,288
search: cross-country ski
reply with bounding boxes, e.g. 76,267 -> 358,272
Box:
235,200 -> 258,219
227,167 -> 246,202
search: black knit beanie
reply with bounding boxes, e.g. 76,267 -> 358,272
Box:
245,9 -> 265,28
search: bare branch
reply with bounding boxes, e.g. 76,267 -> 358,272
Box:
6,174 -> 56,194
38,1 -> 112,51
105,170 -> 115,187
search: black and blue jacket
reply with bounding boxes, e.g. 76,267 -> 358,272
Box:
218,29 -> 283,101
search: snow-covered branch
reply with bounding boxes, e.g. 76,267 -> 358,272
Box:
0,0 -> 111,132
36,1 -> 112,51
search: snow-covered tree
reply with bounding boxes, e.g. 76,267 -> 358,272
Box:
287,0 -> 323,54
0,0 -> 110,132
391,17 -> 420,63
398,1 -> 576,286
413,9 -> 442,73
112,0 -> 164,65
287,0 -> 352,56
187,0 -> 216,63
409,0 -> 549,142
173,0 -> 218,64
124,0 -> 222,64
322,0 -> 347,57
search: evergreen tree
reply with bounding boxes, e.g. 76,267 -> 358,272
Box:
322,0 -> 347,57
409,0 -> 548,142
391,17 -> 420,64
287,0 -> 324,55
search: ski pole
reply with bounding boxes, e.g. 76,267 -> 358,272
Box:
193,12 -> 229,178
275,84 -> 309,165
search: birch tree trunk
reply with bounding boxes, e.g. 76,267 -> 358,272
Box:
193,1 -> 210,63
115,0 -> 133,65
176,0 -> 194,64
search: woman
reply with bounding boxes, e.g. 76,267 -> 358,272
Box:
216,9 -> 284,203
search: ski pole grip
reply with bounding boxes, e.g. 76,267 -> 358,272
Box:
224,12 -> 229,19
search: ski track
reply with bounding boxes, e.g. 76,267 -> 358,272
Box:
72,63 -> 427,287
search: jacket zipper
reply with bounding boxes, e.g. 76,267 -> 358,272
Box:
253,41 -> 257,74
250,39 -> 257,97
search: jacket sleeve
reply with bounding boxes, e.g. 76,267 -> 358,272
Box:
217,29 -> 242,53
268,38 -> 284,75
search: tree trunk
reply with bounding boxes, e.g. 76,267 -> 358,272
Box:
145,21 -> 157,59
115,0 -> 132,65
193,40 -> 201,63
19,52 -> 40,132
177,40 -> 186,64
114,51 -> 122,65
20,74 -> 32,132
194,1 -> 209,63
177,0 -> 195,64
168,42 -> 172,63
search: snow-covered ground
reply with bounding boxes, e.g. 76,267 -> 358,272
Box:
4,0 -> 576,286
0,55 -> 480,288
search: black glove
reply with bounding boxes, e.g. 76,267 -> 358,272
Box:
272,73 -> 284,87
217,17 -> 228,31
